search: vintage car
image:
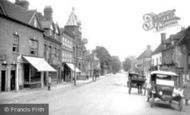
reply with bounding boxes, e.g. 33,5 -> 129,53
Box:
127,72 -> 146,95
147,71 -> 183,111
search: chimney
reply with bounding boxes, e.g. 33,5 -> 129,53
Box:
44,6 -> 53,21
15,0 -> 29,10
161,33 -> 166,44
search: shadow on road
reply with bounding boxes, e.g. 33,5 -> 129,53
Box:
152,103 -> 177,111
113,83 -> 127,87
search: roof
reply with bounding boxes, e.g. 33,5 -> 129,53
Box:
151,70 -> 177,76
0,0 -> 36,24
66,7 -> 78,26
152,44 -> 164,55
137,47 -> 152,59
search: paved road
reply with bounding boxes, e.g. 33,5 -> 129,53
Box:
1,73 -> 190,115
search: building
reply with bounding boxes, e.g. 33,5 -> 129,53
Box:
151,33 -> 165,71
86,51 -> 100,79
37,6 -> 62,85
62,8 -> 88,80
161,27 -> 188,87
0,0 -> 55,92
136,45 -> 152,78
60,31 -> 74,81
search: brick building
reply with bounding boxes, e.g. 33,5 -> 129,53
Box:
0,0 -> 55,92
37,6 -> 62,85
160,27 -> 189,87
60,31 -> 74,81
62,8 -> 88,79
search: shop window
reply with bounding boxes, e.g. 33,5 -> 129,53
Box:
29,38 -> 38,56
12,33 -> 19,53
30,66 -> 40,82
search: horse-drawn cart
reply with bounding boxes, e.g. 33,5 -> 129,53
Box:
127,72 -> 146,95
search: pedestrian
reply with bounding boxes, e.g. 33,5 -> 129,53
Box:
48,76 -> 52,91
183,80 -> 190,105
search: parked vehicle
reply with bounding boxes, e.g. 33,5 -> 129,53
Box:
147,71 -> 183,111
127,72 -> 146,95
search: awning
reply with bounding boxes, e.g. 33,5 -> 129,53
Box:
23,56 -> 56,72
66,63 -> 81,73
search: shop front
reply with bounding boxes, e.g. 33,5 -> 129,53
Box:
16,56 -> 56,90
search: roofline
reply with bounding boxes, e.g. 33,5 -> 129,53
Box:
43,34 -> 62,45
28,10 -> 37,24
0,14 -> 44,32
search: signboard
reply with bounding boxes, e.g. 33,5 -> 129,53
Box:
143,9 -> 180,31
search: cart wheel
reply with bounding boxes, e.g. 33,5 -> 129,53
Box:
178,99 -> 183,111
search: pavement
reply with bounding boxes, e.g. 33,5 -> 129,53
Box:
0,75 -> 107,104
0,73 -> 189,115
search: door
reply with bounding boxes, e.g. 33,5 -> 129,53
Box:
1,70 -> 6,91
11,70 -> 16,90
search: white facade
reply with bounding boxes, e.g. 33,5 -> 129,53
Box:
61,33 -> 73,63
152,53 -> 162,69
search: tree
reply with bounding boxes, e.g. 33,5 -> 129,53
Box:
94,46 -> 112,75
123,58 -> 132,72
111,56 -> 121,74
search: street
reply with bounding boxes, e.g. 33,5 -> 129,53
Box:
0,73 -> 190,115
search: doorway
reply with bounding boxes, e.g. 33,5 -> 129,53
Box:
1,70 -> 6,91
11,70 -> 16,90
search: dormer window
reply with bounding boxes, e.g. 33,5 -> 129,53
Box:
34,18 -> 37,28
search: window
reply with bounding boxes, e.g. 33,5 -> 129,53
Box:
55,47 -> 57,59
44,44 -> 47,59
29,38 -> 38,56
34,18 -> 38,28
12,33 -> 19,53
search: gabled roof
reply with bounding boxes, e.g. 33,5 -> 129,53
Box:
0,0 -> 35,24
137,47 -> 152,60
152,44 -> 164,55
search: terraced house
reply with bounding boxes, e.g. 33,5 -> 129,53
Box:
0,0 -> 56,92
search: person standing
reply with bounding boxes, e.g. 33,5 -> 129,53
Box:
183,80 -> 190,105
48,76 -> 52,91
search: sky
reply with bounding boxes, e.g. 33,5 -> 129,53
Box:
9,0 -> 190,61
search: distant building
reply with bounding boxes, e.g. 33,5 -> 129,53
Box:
0,0 -> 55,92
151,33 -> 165,71
136,45 -> 152,77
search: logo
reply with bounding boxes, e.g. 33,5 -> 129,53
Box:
143,9 -> 180,31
